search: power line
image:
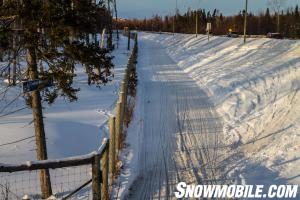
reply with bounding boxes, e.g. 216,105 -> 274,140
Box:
0,135 -> 35,147
0,106 -> 28,118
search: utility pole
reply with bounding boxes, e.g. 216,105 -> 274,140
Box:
196,11 -> 198,37
173,0 -> 178,35
196,0 -> 201,38
172,16 -> 175,35
207,23 -> 211,41
113,0 -> 119,40
277,12 -> 280,33
243,0 -> 248,43
107,0 -> 113,49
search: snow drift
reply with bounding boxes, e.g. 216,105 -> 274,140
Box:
140,33 -> 300,185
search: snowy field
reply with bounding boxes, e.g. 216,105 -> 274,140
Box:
0,36 -> 131,198
140,33 -> 300,185
1,31 -> 299,198
0,36 -> 131,162
114,32 -> 300,199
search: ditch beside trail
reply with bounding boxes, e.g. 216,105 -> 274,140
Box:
126,37 -> 226,199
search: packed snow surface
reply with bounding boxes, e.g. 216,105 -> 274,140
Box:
115,34 -> 224,199
116,33 -> 300,199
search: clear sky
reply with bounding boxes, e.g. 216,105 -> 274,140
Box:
118,0 -> 300,19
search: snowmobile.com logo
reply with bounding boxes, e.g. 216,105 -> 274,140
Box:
174,182 -> 299,199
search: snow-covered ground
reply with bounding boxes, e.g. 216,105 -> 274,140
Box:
2,31 -> 299,198
0,36 -> 131,198
0,36 -> 131,162
139,33 -> 300,185
115,32 -> 300,199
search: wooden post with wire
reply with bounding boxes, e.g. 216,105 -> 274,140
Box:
119,91 -> 125,141
121,81 -> 127,111
127,29 -> 131,50
101,144 -> 109,200
115,102 -> 122,153
92,154 -> 101,200
109,116 -> 116,178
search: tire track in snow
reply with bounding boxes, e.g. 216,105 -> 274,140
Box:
125,38 -> 227,199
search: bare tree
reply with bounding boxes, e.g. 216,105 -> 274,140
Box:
268,0 -> 286,33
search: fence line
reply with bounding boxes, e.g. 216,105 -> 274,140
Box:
0,140 -> 109,200
0,33 -> 138,200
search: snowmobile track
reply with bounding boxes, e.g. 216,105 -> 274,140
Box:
126,39 -> 226,199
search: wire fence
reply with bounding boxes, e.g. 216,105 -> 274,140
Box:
0,140 -> 109,200
0,165 -> 92,199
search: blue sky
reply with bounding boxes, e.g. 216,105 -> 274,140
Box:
118,0 -> 300,18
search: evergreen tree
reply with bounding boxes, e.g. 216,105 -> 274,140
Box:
118,5 -> 299,38
0,0 -> 113,198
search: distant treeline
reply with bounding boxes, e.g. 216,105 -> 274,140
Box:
118,5 -> 300,38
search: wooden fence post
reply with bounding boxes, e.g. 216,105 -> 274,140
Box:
124,78 -> 128,106
127,29 -> 131,50
121,81 -> 127,107
124,68 -> 129,85
115,102 -> 122,154
119,91 -> 125,137
109,116 -> 116,178
135,33 -> 138,45
92,154 -> 101,200
101,146 -> 109,200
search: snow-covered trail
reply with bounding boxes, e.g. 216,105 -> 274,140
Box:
126,37 -> 225,199
137,33 -> 300,186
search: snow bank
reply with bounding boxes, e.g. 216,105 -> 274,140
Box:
140,33 -> 300,185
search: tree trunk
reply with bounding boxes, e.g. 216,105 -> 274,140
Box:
0,49 -> 3,62
12,56 -> 16,85
12,35 -> 17,86
7,62 -> 11,85
100,28 -> 106,48
85,33 -> 90,45
69,28 -> 75,43
27,47 -> 52,199
7,50 -> 11,85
